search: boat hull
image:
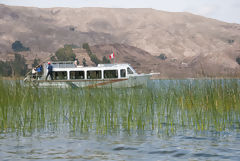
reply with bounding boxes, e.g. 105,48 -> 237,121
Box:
32,74 -> 151,88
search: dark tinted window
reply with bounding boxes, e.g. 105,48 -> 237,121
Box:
127,67 -> 133,74
120,69 -> 126,78
53,71 -> 67,80
70,71 -> 84,79
87,71 -> 102,79
104,70 -> 118,79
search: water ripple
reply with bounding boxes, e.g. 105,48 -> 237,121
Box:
173,153 -> 187,157
148,150 -> 177,154
192,153 -> 220,158
113,146 -> 138,151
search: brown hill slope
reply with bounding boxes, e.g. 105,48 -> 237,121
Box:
0,4 -> 240,77
90,44 -> 240,78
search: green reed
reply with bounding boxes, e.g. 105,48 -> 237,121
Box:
0,79 -> 239,136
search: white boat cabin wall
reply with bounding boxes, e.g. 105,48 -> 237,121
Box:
43,61 -> 137,81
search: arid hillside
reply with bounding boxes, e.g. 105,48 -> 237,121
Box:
1,4 -> 240,77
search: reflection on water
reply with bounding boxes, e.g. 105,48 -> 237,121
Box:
0,79 -> 240,160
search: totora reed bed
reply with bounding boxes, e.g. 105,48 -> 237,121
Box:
0,79 -> 240,137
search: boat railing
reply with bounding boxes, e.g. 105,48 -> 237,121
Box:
24,73 -> 44,82
49,61 -> 75,68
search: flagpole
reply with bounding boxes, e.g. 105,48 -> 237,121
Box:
109,52 -> 115,64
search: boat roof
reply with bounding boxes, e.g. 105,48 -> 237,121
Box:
44,61 -> 136,73
45,61 -> 132,69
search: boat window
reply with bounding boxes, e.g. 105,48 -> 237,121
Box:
127,67 -> 134,74
104,70 -> 118,79
87,70 -> 102,79
120,69 -> 126,78
70,71 -> 84,79
53,71 -> 67,80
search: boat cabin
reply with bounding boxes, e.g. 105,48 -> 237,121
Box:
43,61 -> 137,81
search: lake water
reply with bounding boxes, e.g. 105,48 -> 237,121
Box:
1,130 -> 240,160
0,79 -> 240,160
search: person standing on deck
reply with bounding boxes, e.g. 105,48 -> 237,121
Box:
32,68 -> 37,79
74,59 -> 78,67
36,65 -> 43,74
46,62 -> 53,80
36,65 -> 43,79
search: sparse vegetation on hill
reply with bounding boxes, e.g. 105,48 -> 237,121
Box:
64,44 -> 80,49
82,43 -> 90,51
12,41 -> 30,52
32,58 -> 40,67
83,43 -> 101,66
0,53 -> 28,77
158,53 -> 167,60
0,61 -> 12,76
102,56 -> 111,64
50,55 -> 57,61
54,45 -> 76,61
228,39 -> 235,44
11,54 -> 28,76
236,57 -> 240,65
82,58 -> 87,67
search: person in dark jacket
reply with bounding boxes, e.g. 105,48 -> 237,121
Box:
46,62 -> 53,80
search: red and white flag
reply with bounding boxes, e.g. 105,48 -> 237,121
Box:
109,52 -> 115,59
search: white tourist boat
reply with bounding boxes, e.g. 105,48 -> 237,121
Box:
25,61 -> 153,88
